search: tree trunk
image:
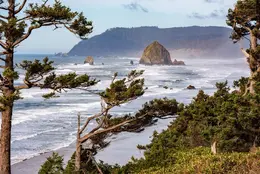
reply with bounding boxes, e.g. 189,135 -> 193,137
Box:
0,51 -> 15,174
75,113 -> 81,171
75,140 -> 81,171
250,33 -> 257,51
0,105 -> 13,174
245,33 -> 259,95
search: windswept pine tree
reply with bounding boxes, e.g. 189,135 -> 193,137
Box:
0,1 -> 96,173
72,70 -> 180,173
227,0 -> 260,94
38,70 -> 181,173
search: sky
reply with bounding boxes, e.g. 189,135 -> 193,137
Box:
2,0 -> 238,54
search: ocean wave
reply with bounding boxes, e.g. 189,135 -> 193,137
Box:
143,87 -> 183,97
12,101 -> 101,126
11,127 -> 62,143
11,130 -> 77,165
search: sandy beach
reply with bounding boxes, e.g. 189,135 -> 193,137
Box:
11,119 -> 171,174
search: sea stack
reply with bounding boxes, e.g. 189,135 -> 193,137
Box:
84,56 -> 94,65
139,41 -> 172,65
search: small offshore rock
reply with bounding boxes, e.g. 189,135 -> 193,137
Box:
187,85 -> 196,89
84,56 -> 94,65
172,59 -> 185,65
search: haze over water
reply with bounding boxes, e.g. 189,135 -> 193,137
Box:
0,54 -> 249,164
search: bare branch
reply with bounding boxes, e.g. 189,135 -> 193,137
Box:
15,84 -> 29,90
88,114 -> 106,134
0,6 -> 8,11
12,25 -> 41,47
249,127 -> 260,133
0,14 -> 8,20
13,21 -> 71,47
17,15 -> 31,22
79,109 -> 109,135
15,0 -> 27,14
42,0 -> 49,7
0,57 -> 6,62
0,41 -> 7,49
241,48 -> 250,58
15,79 -> 41,90
88,155 -> 104,174
79,114 -> 148,143
0,65 -> 5,68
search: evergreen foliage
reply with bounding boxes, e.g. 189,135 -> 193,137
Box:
117,80 -> 260,173
226,0 -> 260,94
0,1 -> 94,173
38,153 -> 64,174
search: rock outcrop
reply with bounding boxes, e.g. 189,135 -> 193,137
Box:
139,41 -> 172,65
84,56 -> 94,65
172,59 -> 185,65
187,85 -> 196,89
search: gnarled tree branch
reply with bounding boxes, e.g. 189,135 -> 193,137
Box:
241,48 -> 250,58
0,14 -> 8,20
12,25 -> 41,47
15,0 -> 27,14
0,57 -> 6,62
79,114 -> 148,143
0,41 -> 7,49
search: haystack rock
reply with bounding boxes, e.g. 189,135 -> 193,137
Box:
139,41 -> 172,65
84,56 -> 94,65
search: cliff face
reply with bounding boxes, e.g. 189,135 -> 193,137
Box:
68,26 -> 244,58
140,41 -> 172,65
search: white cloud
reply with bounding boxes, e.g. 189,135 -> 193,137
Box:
62,0 -> 237,14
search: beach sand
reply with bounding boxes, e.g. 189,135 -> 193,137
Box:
11,119 -> 171,174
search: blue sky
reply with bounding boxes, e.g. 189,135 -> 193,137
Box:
15,0 -> 237,54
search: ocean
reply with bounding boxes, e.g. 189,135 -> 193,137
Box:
0,54 -> 250,164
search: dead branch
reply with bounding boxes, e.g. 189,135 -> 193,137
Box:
0,57 -> 6,62
241,48 -> 250,58
0,14 -> 8,20
0,6 -> 8,11
17,15 -> 31,22
79,113 -> 148,143
88,154 -> 103,174
15,0 -> 27,14
12,25 -> 41,47
79,109 -> 110,135
0,41 -> 7,49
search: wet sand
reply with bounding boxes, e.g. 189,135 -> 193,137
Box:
12,119 -> 171,174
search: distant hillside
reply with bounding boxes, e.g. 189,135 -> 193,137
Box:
68,26 -> 245,58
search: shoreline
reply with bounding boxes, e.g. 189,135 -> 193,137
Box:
11,118 -> 172,174
11,145 -> 75,174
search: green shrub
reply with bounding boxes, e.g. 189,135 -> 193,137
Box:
38,152 -> 64,174
139,147 -> 260,174
120,80 -> 260,173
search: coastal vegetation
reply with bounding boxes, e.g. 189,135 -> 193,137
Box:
39,0 -> 260,173
0,0 -> 258,173
0,1 -> 94,173
39,70 -> 182,173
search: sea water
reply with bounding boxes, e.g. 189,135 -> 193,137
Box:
0,54 -> 250,164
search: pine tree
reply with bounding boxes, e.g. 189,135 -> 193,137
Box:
73,70 -> 180,172
227,0 -> 260,94
0,1 -> 96,173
